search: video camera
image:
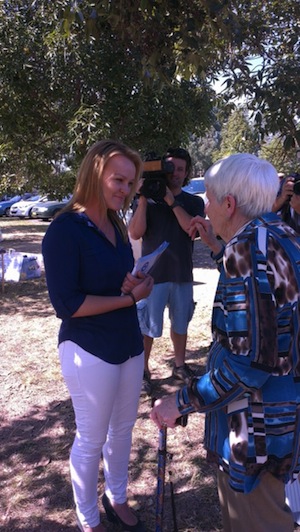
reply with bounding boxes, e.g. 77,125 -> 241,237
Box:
290,173 -> 300,195
140,154 -> 175,202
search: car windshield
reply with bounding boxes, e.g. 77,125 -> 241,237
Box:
2,195 -> 20,202
26,195 -> 42,202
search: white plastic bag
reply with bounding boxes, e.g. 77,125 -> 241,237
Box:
0,250 -> 43,282
0,250 -> 24,282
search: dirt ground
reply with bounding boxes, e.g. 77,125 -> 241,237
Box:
0,219 -> 299,532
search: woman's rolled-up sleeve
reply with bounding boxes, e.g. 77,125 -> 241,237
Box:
42,217 -> 86,319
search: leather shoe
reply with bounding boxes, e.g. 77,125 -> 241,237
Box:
102,492 -> 146,531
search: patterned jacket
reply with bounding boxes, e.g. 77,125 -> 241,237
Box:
178,213 -> 300,493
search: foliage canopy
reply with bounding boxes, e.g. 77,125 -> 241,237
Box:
0,1 -> 299,194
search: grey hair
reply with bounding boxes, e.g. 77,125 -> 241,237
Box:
204,153 -> 280,219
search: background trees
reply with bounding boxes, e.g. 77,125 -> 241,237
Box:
212,108 -> 258,160
0,1 -> 299,194
188,107 -> 300,176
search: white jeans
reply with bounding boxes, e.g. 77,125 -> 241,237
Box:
59,340 -> 144,528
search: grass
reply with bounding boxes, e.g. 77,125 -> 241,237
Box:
0,218 -> 298,532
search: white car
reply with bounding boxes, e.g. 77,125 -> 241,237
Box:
9,194 -> 48,218
182,177 -> 206,202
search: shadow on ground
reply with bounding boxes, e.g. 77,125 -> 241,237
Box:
0,390 -> 222,531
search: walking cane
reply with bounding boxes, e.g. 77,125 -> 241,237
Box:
155,423 -> 167,532
155,415 -> 188,532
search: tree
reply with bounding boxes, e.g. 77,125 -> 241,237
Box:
0,1 -> 215,195
188,130 -> 220,176
67,1 -> 300,146
212,107 -> 258,161
260,137 -> 300,175
0,1 -> 299,195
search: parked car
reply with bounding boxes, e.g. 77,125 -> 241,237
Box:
182,177 -> 206,201
0,195 -> 22,217
31,196 -> 71,221
0,194 -> 13,201
9,194 -> 48,218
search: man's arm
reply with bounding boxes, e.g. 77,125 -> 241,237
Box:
167,201 -> 197,234
128,195 -> 148,240
164,187 -> 205,234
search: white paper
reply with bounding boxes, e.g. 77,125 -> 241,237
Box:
132,241 -> 169,275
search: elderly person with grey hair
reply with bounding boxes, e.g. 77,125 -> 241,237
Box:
151,153 -> 300,532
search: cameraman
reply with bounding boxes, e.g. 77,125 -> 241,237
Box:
129,147 -> 205,395
272,172 -> 300,233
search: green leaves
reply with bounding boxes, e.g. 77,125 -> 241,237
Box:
0,0 -> 299,196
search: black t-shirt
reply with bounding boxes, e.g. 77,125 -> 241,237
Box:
141,191 -> 205,283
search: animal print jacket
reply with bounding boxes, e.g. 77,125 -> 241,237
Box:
180,212 -> 300,493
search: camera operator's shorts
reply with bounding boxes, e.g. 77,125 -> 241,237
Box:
137,282 -> 195,337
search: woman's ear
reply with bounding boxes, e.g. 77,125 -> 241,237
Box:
225,194 -> 236,216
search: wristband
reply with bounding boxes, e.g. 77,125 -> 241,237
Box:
170,200 -> 180,209
127,292 -> 136,306
210,246 -> 224,263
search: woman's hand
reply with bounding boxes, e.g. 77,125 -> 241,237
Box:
150,395 -> 180,429
189,216 -> 223,254
121,272 -> 154,302
121,271 -> 145,294
132,274 -> 154,302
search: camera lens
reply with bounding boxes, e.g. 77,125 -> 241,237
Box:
162,160 -> 175,174
140,175 -> 166,201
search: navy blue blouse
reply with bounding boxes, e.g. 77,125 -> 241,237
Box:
42,212 -> 143,364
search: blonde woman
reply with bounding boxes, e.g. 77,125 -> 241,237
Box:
43,140 -> 153,532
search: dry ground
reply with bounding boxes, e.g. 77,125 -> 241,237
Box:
0,219 -> 299,532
